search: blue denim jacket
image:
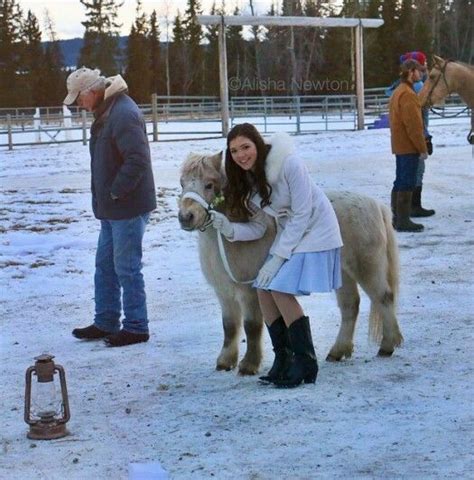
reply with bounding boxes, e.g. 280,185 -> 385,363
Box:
89,94 -> 156,220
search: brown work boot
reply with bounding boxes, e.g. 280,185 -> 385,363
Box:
72,324 -> 111,340
104,329 -> 149,347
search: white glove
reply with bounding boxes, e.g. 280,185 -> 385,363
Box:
255,255 -> 286,288
419,152 -> 428,161
210,211 -> 234,239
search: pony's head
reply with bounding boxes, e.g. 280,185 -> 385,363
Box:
178,151 -> 224,231
419,55 -> 451,107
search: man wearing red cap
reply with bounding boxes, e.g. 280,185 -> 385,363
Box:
400,51 -> 427,66
389,59 -> 428,232
387,51 -> 435,218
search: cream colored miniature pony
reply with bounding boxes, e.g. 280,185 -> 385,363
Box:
178,152 -> 403,375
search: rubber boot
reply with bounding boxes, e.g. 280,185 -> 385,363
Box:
395,191 -> 424,232
274,316 -> 318,388
391,189 -> 398,227
259,316 -> 293,383
411,186 -> 435,217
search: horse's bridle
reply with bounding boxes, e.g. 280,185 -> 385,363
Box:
425,59 -> 473,144
181,191 -> 255,284
181,191 -> 214,231
425,59 -> 451,108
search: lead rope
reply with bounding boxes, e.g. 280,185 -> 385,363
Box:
469,112 -> 474,148
181,192 -> 255,285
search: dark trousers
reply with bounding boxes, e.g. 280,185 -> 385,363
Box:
393,154 -> 420,191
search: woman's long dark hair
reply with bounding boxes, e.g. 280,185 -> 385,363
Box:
224,123 -> 272,221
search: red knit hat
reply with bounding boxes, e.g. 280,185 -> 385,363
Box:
400,51 -> 427,65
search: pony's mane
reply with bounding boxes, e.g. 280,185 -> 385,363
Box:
434,58 -> 474,70
181,153 -> 218,177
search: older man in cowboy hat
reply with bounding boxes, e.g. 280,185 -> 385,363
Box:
64,67 -> 156,347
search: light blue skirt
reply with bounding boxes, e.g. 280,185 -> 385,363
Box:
254,248 -> 342,296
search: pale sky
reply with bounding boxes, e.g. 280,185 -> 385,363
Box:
19,0 -> 274,40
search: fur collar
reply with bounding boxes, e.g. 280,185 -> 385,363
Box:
104,75 -> 128,100
264,132 -> 294,184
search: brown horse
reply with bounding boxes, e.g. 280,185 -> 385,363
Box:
178,152 -> 403,375
418,55 -> 474,108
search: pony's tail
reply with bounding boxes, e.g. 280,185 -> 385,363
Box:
368,204 -> 401,344
383,204 -> 400,305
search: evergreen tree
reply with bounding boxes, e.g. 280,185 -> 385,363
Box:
170,11 -> 186,95
203,2 -> 221,96
285,1 -> 304,94
247,0 -> 263,95
78,0 -> 122,75
411,0 -> 432,60
21,10 -> 44,106
363,0 -> 400,87
363,0 -> 384,87
281,0 -> 303,16
182,0 -> 204,95
148,10 -> 163,95
301,0 -> 328,85
262,1 -> 288,95
125,0 -> 150,103
226,6 -> 245,96
0,0 -> 24,107
436,0 -> 473,63
398,0 -> 415,54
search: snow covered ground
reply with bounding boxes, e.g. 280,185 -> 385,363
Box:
1,120 -> 473,479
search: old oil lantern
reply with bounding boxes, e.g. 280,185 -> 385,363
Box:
24,354 -> 71,440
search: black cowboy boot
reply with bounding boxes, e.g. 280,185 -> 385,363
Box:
411,186 -> 435,217
259,316 -> 293,383
274,316 -> 318,388
395,191 -> 424,232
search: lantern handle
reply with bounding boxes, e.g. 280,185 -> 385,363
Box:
24,366 -> 36,425
55,365 -> 71,423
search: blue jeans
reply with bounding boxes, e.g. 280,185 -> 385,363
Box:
93,213 -> 150,334
415,158 -> 425,187
393,154 -> 420,191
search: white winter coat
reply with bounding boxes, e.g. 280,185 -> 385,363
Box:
231,133 -> 343,259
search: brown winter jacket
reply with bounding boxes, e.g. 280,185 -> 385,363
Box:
389,81 -> 427,155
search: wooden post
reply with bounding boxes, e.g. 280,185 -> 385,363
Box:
82,110 -> 87,145
151,93 -> 158,142
198,16 -> 383,134
355,21 -> 365,130
218,15 -> 230,137
7,114 -> 13,151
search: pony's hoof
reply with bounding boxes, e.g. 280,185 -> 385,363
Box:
326,354 -> 341,362
216,364 -> 235,371
377,349 -> 394,357
238,364 -> 259,376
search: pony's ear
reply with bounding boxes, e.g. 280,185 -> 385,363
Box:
433,55 -> 444,66
209,151 -> 223,172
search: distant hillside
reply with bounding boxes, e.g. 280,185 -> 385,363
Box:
43,36 -> 128,68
